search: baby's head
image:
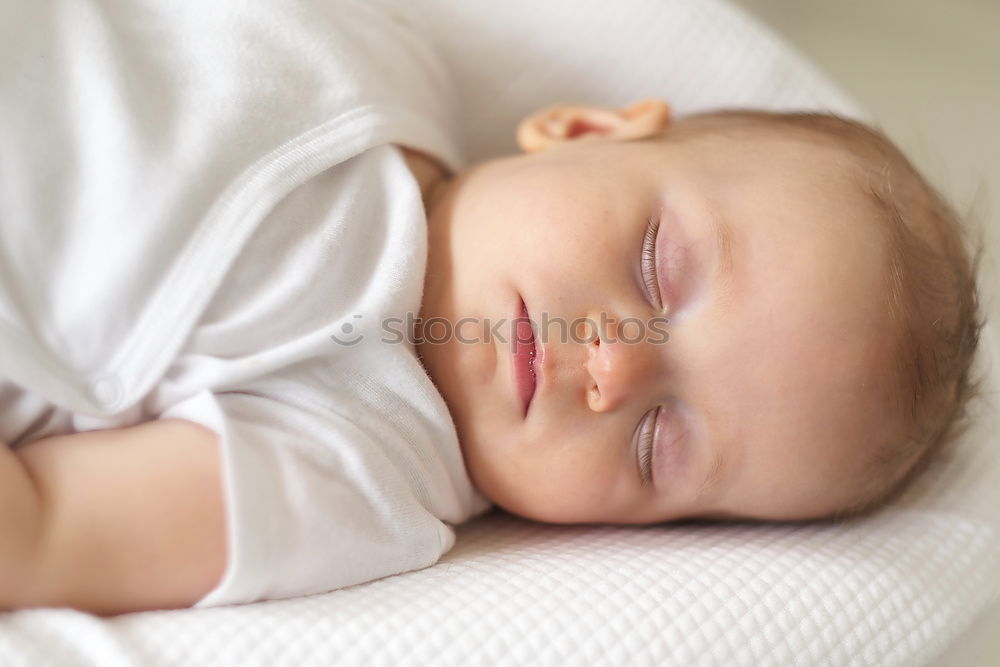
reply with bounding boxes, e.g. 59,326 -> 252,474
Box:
416,100 -> 982,524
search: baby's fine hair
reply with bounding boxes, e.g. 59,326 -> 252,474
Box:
658,108 -> 985,518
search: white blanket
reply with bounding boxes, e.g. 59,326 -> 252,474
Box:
1,0 -> 996,665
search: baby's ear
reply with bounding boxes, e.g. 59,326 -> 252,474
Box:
516,99 -> 671,153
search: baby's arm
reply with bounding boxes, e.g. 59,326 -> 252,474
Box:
0,419 -> 226,615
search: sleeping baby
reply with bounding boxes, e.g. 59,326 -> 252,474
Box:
0,1 -> 981,615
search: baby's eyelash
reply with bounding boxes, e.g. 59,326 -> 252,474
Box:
641,214 -> 662,309
638,407 -> 658,487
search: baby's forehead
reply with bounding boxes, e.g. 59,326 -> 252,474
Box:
662,114 -> 866,175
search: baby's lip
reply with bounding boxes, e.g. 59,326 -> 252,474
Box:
532,305 -> 545,396
512,297 -> 538,417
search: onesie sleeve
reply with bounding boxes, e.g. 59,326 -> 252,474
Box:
139,146 -> 486,609
160,369 -> 458,609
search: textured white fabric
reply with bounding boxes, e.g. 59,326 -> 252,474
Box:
1,0 -> 997,664
0,0 -> 490,609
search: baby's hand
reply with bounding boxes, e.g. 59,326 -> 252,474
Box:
0,419 -> 225,616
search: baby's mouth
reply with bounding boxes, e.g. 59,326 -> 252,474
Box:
513,296 -> 538,417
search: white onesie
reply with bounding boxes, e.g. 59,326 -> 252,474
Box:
0,0 -> 492,607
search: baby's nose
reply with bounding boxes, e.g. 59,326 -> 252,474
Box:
584,322 -> 663,412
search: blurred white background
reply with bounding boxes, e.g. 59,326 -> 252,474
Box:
731,2 -> 1000,665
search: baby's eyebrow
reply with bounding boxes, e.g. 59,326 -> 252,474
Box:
711,212 -> 736,305
696,446 -> 727,499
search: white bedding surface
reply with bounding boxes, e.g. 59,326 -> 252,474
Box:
2,1 -> 997,665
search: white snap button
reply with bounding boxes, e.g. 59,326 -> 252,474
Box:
90,375 -> 122,409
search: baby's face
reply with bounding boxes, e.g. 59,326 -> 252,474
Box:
418,128 -> 893,524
